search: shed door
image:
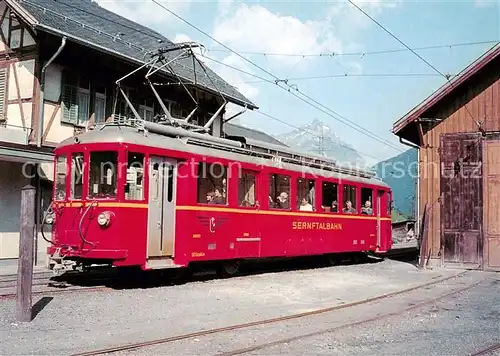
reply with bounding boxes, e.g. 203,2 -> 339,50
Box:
482,140 -> 500,270
440,133 -> 483,267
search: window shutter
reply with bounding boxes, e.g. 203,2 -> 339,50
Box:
77,90 -> 90,126
61,71 -> 78,124
0,67 -> 6,121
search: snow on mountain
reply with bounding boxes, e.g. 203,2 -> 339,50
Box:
274,119 -> 365,165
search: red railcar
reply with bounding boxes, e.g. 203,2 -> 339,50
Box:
45,120 -> 392,275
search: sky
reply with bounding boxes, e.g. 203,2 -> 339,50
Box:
96,0 -> 499,166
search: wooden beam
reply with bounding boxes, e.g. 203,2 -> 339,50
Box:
16,184 -> 36,322
41,104 -> 60,142
11,62 -> 25,129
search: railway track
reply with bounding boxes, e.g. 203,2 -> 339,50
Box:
0,249 -> 416,301
69,271 -> 478,356
470,343 -> 500,356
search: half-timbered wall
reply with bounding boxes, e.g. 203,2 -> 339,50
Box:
419,57 -> 500,269
0,0 -> 38,144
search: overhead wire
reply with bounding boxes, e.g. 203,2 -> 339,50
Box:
200,54 -> 405,153
346,0 -> 495,131
253,111 -> 385,162
244,72 -> 455,84
206,40 -> 500,58
25,0 -> 389,161
150,0 -> 406,154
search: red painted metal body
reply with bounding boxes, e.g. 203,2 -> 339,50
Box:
46,130 -> 393,271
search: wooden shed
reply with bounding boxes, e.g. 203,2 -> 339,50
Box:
392,43 -> 500,271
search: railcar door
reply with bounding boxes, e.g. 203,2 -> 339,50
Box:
147,156 -> 178,258
376,190 -> 383,249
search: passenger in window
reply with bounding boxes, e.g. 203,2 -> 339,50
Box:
299,197 -> 313,211
343,200 -> 356,214
211,188 -> 225,204
361,200 -> 373,215
276,192 -> 289,209
331,200 -> 338,212
206,191 -> 214,203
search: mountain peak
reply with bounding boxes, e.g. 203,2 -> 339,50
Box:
274,119 -> 364,165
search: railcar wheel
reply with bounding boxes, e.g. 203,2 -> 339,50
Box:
218,260 -> 241,278
327,254 -> 338,266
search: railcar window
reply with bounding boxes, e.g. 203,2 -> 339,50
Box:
238,170 -> 256,207
125,152 -> 144,200
322,182 -> 338,212
55,155 -> 67,200
361,188 -> 373,215
387,192 -> 392,216
197,162 -> 227,205
297,178 -> 315,211
167,164 -> 174,203
70,153 -> 84,199
268,174 -> 290,209
342,185 -> 357,214
88,151 -> 118,199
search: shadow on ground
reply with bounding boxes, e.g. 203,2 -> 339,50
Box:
45,252 -> 401,292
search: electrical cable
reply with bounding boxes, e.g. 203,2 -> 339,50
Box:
151,0 -> 406,153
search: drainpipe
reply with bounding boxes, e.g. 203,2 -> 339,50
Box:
37,36 -> 67,148
34,36 -> 66,266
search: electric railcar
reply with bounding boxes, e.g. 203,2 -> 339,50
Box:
44,120 -> 392,276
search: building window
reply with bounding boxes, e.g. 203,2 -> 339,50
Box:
342,184 -> 357,214
322,181 -> 338,212
95,92 -> 106,124
88,151 -> 118,199
70,153 -> 84,200
140,104 -> 154,122
55,155 -> 67,200
269,173 -> 290,209
125,152 -> 144,200
297,178 -> 315,211
61,70 -> 91,127
361,188 -> 373,215
238,169 -> 256,207
197,162 -> 227,204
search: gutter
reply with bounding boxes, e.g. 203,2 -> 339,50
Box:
399,137 -> 420,149
37,36 -> 66,148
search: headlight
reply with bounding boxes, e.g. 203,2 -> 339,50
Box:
45,213 -> 55,225
97,212 -> 111,227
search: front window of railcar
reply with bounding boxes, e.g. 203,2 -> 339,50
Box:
125,152 -> 145,200
88,151 -> 118,199
55,155 -> 67,201
71,153 -> 84,199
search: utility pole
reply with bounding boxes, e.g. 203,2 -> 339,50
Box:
16,185 -> 36,322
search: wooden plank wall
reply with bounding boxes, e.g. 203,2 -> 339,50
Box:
420,66 -> 500,261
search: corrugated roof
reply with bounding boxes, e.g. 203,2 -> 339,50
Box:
9,0 -> 257,109
224,123 -> 288,146
392,43 -> 500,136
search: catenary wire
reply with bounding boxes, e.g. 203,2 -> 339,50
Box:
253,111 -> 385,162
151,0 -> 406,153
206,40 -> 500,57
200,53 -> 405,153
346,0 -> 497,131
19,0 -> 392,160
244,72 -> 455,84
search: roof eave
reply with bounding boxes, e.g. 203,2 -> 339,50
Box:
392,43 -> 500,135
33,24 -> 258,110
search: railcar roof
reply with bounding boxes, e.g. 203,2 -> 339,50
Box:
57,125 -> 390,188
